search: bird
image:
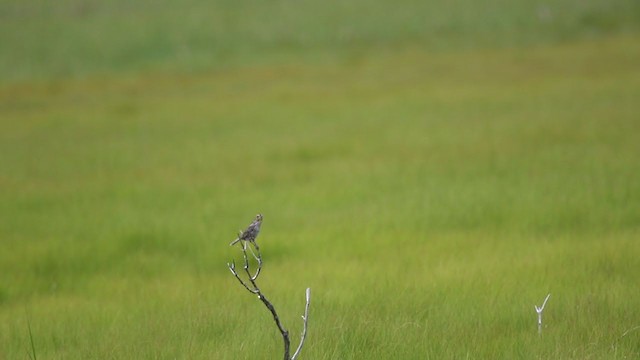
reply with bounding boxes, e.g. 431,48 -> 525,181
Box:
230,214 -> 263,246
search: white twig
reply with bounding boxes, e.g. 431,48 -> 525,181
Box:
535,293 -> 551,334
291,288 -> 311,360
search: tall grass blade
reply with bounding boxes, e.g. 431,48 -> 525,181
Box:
27,317 -> 37,360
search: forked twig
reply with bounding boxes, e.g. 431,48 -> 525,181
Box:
535,293 -> 551,335
228,239 -> 311,360
227,260 -> 257,294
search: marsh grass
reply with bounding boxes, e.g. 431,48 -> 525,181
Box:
1,1 -> 640,359
26,315 -> 37,360
1,0 -> 640,82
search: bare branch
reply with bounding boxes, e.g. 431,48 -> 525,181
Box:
227,260 -> 258,294
540,293 -> 551,311
229,239 -> 292,359
228,216 -> 311,360
291,288 -> 311,360
246,242 -> 262,280
257,293 -> 291,359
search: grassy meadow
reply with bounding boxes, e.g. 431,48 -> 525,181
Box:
1,1 -> 640,359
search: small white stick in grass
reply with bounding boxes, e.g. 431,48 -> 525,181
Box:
535,293 -> 551,334
291,288 -> 311,360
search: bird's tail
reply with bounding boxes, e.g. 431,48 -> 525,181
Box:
229,238 -> 240,246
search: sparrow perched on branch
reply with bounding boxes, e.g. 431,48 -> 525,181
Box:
230,214 -> 263,246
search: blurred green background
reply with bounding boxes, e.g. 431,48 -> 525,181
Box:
2,0 -> 640,81
1,0 -> 640,359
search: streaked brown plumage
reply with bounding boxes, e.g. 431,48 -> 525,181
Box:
230,214 -> 263,246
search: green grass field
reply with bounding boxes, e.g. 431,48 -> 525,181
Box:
1,1 -> 640,359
